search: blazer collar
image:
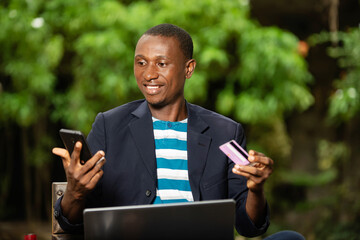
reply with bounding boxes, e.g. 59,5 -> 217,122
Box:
131,100 -> 151,119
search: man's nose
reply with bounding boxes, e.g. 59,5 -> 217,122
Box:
144,64 -> 159,81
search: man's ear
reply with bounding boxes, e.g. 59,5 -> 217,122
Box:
185,59 -> 196,79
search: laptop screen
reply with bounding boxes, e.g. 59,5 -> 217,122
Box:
83,199 -> 235,240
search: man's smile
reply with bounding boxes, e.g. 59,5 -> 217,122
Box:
144,83 -> 163,95
146,85 -> 160,89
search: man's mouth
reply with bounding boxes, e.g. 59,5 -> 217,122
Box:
144,84 -> 163,94
146,85 -> 160,89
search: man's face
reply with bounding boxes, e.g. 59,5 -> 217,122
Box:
134,35 -> 193,108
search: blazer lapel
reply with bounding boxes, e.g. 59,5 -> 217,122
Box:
187,103 -> 211,201
128,101 -> 157,183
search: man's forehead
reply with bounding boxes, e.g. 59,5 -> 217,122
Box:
135,35 -> 182,56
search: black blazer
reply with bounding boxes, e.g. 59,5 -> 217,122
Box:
55,99 -> 269,237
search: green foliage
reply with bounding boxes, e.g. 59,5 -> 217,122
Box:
309,28 -> 360,122
216,26 -> 313,124
316,220 -> 360,240
0,1 -> 59,127
280,168 -> 337,187
317,139 -> 350,170
0,0 -> 313,132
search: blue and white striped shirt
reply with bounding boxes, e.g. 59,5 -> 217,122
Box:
152,117 -> 194,204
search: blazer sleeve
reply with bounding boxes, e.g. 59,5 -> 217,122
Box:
229,123 -> 270,237
87,112 -> 106,155
54,196 -> 84,233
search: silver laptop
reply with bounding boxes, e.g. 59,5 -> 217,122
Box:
83,199 -> 235,240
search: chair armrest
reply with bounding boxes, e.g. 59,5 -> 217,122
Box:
52,182 -> 67,234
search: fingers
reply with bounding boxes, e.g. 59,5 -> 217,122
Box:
232,151 -> 274,191
52,147 -> 68,158
70,141 -> 83,166
248,150 -> 274,167
73,151 -> 106,188
232,165 -> 270,189
249,150 -> 265,157
52,147 -> 71,168
85,169 -> 104,190
86,153 -> 106,182
233,164 -> 271,178
52,142 -> 86,169
53,144 -> 106,199
80,151 -> 106,175
233,164 -> 262,178
96,156 -> 106,165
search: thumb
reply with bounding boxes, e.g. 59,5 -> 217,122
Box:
52,147 -> 71,168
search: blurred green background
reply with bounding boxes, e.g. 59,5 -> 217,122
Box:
0,0 -> 359,239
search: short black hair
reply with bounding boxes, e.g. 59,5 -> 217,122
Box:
143,23 -> 193,60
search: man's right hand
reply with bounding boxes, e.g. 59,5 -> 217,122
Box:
52,141 -> 106,223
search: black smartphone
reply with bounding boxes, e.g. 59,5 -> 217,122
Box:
59,129 -> 93,164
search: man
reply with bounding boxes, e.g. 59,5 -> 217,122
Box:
53,24 -> 303,239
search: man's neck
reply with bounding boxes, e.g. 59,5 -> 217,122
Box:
148,100 -> 187,122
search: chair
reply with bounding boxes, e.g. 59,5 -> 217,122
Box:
52,182 -> 67,234
52,182 -> 84,240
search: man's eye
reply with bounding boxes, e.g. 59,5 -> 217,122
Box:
158,62 -> 167,67
137,61 -> 146,66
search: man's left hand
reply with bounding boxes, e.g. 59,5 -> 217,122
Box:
232,150 -> 274,193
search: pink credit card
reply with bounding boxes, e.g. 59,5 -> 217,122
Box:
219,140 -> 250,166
